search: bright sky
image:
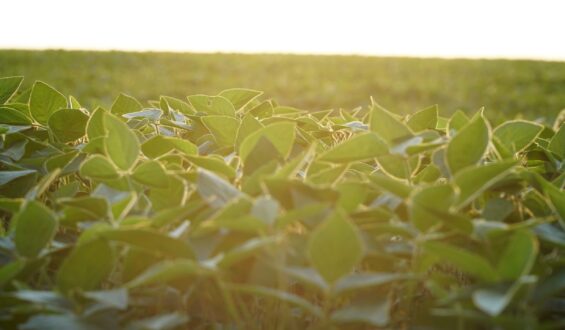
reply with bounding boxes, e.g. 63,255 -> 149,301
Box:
3,0 -> 565,60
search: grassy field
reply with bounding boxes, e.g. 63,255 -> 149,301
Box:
1,49 -> 564,122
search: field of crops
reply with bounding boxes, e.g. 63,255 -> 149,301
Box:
0,72 -> 563,329
1,50 -> 565,124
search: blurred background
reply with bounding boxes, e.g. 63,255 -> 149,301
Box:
1,0 -> 564,122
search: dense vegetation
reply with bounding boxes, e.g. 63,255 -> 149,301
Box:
1,50 -> 565,123
0,75 -> 563,329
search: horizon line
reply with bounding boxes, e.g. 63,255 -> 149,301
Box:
2,47 -> 565,64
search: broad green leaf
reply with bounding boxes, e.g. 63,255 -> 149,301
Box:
126,259 -> 204,288
493,120 -> 543,154
132,160 -> 169,188
307,210 -> 364,283
0,170 -> 37,186
251,195 -> 279,225
48,109 -> 89,142
103,112 -> 140,171
533,268 -> 565,301
496,230 -> 538,280
186,155 -> 236,180
331,296 -> 390,327
84,288 -> 128,310
236,113 -> 263,147
0,76 -> 23,104
318,133 -> 388,163
14,201 -> 57,258
473,275 -> 536,316
407,104 -> 438,132
57,238 -> 115,293
367,172 -> 411,198
100,229 -> 195,259
141,135 -> 197,159
0,260 -> 26,287
149,175 -> 187,211
0,106 -> 32,125
453,160 -> 516,209
334,273 -> 413,295
219,88 -> 263,110
446,114 -> 490,174
197,169 -> 241,209
447,110 -> 469,135
218,236 -> 279,268
369,103 -> 413,142
240,122 -> 296,162
122,108 -> 162,121
20,314 -> 101,330
79,155 -> 120,181
410,184 -> 455,231
188,95 -> 235,116
86,107 -> 106,140
126,313 -> 189,330
29,81 -> 67,125
110,93 -> 142,115
423,241 -> 498,282
201,115 -> 240,146
548,124 -> 565,159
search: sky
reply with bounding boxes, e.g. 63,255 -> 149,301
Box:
3,0 -> 565,60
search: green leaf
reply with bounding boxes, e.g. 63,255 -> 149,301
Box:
132,160 -> 169,188
473,275 -> 536,316
493,120 -> 543,154
0,76 -> 23,104
453,160 -> 516,209
100,229 -> 195,259
86,107 -> 106,140
334,273 -> 413,295
57,238 -> 115,293
188,95 -> 235,116
197,169 -> 241,209
307,210 -> 364,283
218,236 -> 279,268
141,135 -> 197,159
103,112 -> 140,171
48,109 -> 89,142
548,124 -> 565,159
496,230 -> 538,280
236,113 -> 263,147
0,260 -> 26,287
240,122 -> 296,162
126,313 -> 189,330
423,241 -> 498,282
29,81 -> 67,125
0,106 -> 32,125
110,93 -> 142,115
219,88 -> 263,110
410,184 -> 455,231
447,110 -> 469,135
84,288 -> 128,310
367,172 -> 411,199
318,133 -> 388,163
331,296 -> 390,327
126,259 -> 204,288
79,155 -> 120,181
251,195 -> 280,225
201,115 -> 240,146
369,103 -> 413,142
0,170 -> 37,186
14,201 -> 57,258
407,104 -> 438,132
446,114 -> 491,174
